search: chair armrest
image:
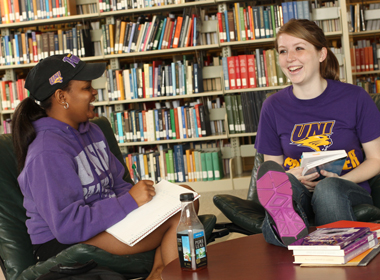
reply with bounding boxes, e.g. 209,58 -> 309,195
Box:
17,244 -> 155,280
213,195 -> 265,234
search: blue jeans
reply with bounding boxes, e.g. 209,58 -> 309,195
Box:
262,174 -> 373,247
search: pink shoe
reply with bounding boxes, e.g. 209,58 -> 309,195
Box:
257,161 -> 308,246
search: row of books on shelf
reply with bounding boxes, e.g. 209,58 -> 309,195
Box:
217,1 -> 310,43
99,0 -> 194,13
348,3 -> 380,33
107,100 -> 222,143
124,144 -> 225,184
0,0 -> 77,23
350,40 -> 380,73
102,57 -> 203,102
101,9 -> 213,56
224,91 -> 266,134
1,79 -> 28,111
288,220 -> 380,266
356,76 -> 380,94
0,23 -> 93,66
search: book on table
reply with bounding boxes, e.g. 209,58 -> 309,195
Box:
317,220 -> 380,235
288,227 -> 370,250
289,227 -> 379,264
300,149 -> 347,179
106,179 -> 199,246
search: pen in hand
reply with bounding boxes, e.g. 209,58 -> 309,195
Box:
132,162 -> 141,184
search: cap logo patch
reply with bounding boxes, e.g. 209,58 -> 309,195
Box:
62,54 -> 80,68
49,71 -> 63,85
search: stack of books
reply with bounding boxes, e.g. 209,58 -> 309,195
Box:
288,227 -> 379,265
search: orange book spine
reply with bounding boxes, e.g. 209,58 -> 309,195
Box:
249,6 -> 255,40
172,16 -> 183,48
368,46 -> 374,71
185,18 -> 193,47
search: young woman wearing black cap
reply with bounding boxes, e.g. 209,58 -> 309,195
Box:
12,54 -> 193,280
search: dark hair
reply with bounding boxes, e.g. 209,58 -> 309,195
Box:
274,19 -> 340,81
12,82 -> 72,171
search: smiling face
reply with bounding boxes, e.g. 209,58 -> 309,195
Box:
277,33 -> 327,87
63,80 -> 98,128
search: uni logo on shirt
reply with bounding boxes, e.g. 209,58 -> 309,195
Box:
290,121 -> 335,152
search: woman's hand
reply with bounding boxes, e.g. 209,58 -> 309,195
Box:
129,180 -> 155,207
286,167 -> 321,191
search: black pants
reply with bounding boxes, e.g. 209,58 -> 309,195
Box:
33,239 -> 76,262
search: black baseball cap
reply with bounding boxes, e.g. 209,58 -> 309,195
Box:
25,54 -> 106,101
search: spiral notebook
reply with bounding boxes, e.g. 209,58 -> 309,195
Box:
106,179 -> 200,246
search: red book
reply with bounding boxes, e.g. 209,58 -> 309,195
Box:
364,46 -> 370,72
142,110 -> 147,141
247,54 -> 257,88
350,47 -> 356,73
367,46 -> 374,71
189,14 -> 195,47
56,0 -> 60,17
167,19 -> 176,49
317,220 -> 380,235
172,16 -> 183,48
173,107 -> 180,139
355,47 -> 361,72
243,8 -> 249,40
99,0 -> 103,12
226,56 -> 237,90
359,47 -> 365,72
248,6 -> 255,40
238,55 -> 249,89
217,12 -> 224,43
127,154 -> 134,180
13,0 -> 20,22
1,82 -> 8,110
234,56 -> 242,89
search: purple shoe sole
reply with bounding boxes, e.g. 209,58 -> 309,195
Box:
257,161 -> 308,246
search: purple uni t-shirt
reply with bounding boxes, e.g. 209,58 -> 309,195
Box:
255,79 -> 380,193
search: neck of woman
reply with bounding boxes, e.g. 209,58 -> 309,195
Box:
292,78 -> 328,100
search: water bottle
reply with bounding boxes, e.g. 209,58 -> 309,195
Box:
177,193 -> 208,271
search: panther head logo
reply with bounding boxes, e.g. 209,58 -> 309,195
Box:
293,135 -> 332,151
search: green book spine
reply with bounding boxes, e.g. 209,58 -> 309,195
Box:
231,95 -> 241,133
200,152 -> 208,181
168,149 -> 175,183
205,152 -> 214,181
170,109 -> 176,139
274,50 -> 285,85
224,95 -> 235,134
194,151 -> 201,181
236,94 -> 245,132
239,7 -> 246,41
211,151 -> 223,180
153,19 -> 164,50
270,5 -> 276,37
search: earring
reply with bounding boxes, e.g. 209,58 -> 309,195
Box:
64,102 -> 69,109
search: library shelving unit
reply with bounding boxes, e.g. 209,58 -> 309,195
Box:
0,0 -> 366,193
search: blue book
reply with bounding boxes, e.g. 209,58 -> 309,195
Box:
46,0 -> 51,18
127,23 -> 136,53
171,62 -> 176,96
281,2 -> 288,24
164,110 -> 170,140
193,108 -> 199,138
107,69 -> 115,101
174,144 -> 186,183
54,34 -> 59,55
224,10 -> 230,42
138,111 -> 144,141
292,1 -> 298,19
193,17 -> 197,46
168,65 -> 173,96
296,1 -> 304,19
181,106 -> 187,139
132,68 -> 138,99
116,112 -> 124,143
138,154 -> 145,180
252,7 -> 260,39
287,2 -> 295,21
263,9 -> 270,38
158,18 -> 167,50
14,34 -> 20,65
303,0 -> 311,20
222,57 -> 229,90
154,109 -> 160,141
72,27 -> 78,56
129,72 -> 134,99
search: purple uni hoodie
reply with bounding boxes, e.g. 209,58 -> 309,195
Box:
18,117 -> 138,244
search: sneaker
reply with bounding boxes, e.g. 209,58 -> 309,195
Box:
257,161 -> 308,246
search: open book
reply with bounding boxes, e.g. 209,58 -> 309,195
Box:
106,179 -> 199,246
300,150 -> 347,179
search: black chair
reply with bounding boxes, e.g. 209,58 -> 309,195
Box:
0,117 -> 218,280
213,93 -> 380,235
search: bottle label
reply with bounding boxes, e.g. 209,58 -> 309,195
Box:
177,231 -> 207,270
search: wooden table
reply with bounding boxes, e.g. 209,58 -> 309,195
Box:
162,233 -> 380,280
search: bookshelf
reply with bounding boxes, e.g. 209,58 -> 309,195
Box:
1,0 -> 374,193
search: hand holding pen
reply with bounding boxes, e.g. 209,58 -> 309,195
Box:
129,163 -> 155,207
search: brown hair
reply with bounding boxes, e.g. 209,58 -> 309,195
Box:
274,19 -> 340,81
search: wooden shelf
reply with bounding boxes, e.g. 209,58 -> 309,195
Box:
352,70 -> 380,76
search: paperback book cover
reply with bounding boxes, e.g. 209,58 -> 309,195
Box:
288,227 -> 371,250
300,150 -> 347,179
